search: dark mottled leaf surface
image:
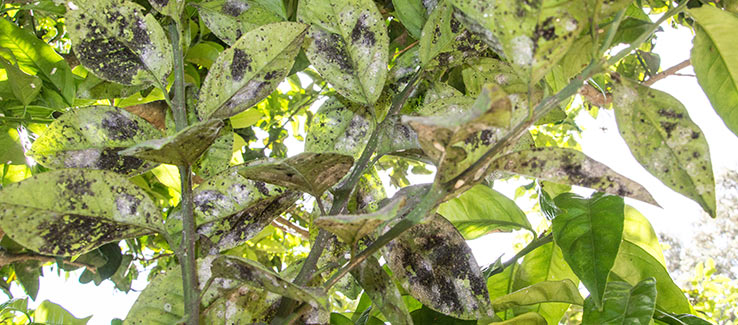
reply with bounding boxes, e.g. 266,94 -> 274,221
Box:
197,0 -> 283,46
305,98 -> 375,159
351,256 -> 412,325
120,119 -> 224,165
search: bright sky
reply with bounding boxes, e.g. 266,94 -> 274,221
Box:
5,21 -> 738,324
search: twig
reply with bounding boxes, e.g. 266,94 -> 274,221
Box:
271,216 -> 309,239
484,233 -> 553,278
0,251 -> 97,272
395,40 -> 418,57
643,59 -> 691,86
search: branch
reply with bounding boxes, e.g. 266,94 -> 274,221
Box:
0,251 -> 96,271
643,59 -> 691,86
271,217 -> 309,239
484,233 -> 553,278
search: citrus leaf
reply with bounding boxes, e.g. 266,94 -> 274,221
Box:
197,22 -> 307,119
0,19 -> 75,105
351,256 -> 413,325
315,195 -> 403,246
437,184 -> 532,239
654,311 -> 712,325
298,0 -> 389,104
382,214 -> 494,320
582,279 -> 657,325
0,126 -> 25,165
237,152 -> 353,196
419,1 -> 462,67
34,300 -> 91,325
193,132 -> 233,179
689,5 -> 738,139
613,77 -> 715,217
66,0 -> 172,85
0,57 -> 41,106
449,0 -> 586,84
149,0 -> 184,17
552,192 -> 624,309
120,119 -> 224,165
495,312 -> 546,325
490,147 -> 658,205
491,280 -> 583,311
305,98 -> 375,159
211,255 -> 330,310
29,106 -> 161,176
197,0 -> 283,46
392,0 -> 428,39
0,169 -> 163,256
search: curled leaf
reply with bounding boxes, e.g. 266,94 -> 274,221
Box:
120,119 -> 224,165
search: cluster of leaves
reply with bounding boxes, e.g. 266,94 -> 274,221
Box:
0,0 -> 737,323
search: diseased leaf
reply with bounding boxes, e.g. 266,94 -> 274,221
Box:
690,5 -> 738,139
29,106 -> 161,176
382,214 -> 494,320
0,169 -> 163,256
211,255 -> 330,309
0,57 -> 42,106
582,279 -> 657,325
120,119 -> 224,165
197,22 -> 307,119
376,120 -> 423,158
410,305 -> 476,324
491,280 -> 583,311
315,196 -> 403,246
66,0 -> 172,85
201,286 -> 281,324
437,184 -> 532,239
298,0 -> 389,104
351,256 -> 413,325
419,1 -> 462,67
238,152 -> 353,196
552,192 -> 624,309
613,77 -> 715,217
194,132 -> 233,179
197,0 -> 283,46
490,147 -> 658,205
149,0 -> 183,17
449,0 -> 586,84
0,19 -> 75,105
305,98 -> 375,159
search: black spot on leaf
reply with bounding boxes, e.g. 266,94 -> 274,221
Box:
254,181 -> 270,195
314,30 -> 354,72
39,214 -> 135,255
223,0 -> 249,17
350,14 -> 376,46
95,148 -> 145,174
231,49 -> 253,81
658,108 -> 683,119
102,111 -> 141,141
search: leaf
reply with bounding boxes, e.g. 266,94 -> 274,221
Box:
0,19 -> 75,105
689,5 -> 738,139
613,77 -> 715,217
410,306 -> 476,324
125,265 -> 185,323
34,300 -> 91,325
582,279 -> 657,325
315,196 -> 403,246
149,0 -> 184,17
0,57 -> 41,106
419,1 -> 463,67
305,98 -> 375,159
351,256 -> 413,325
14,261 -> 41,300
298,0 -> 389,104
211,255 -> 330,310
78,243 -> 123,284
120,119 -> 224,165
66,0 -> 173,86
194,132 -> 233,179
197,22 -> 307,119
494,312 -> 547,324
197,0 -> 283,46
552,192 -> 624,309
382,214 -> 494,320
654,311 -> 712,325
623,205 -> 667,266
489,147 -> 658,205
0,169 -> 163,256
238,152 -> 353,196
376,120 -> 423,158
609,241 -> 691,314
0,127 -> 25,165
491,280 -> 583,311
29,106 -> 161,176
392,0 -> 428,39
437,185 -> 532,239
449,0 -> 586,84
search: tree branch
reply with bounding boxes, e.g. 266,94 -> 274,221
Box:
0,251 -> 97,271
643,59 -> 691,86
271,216 -> 309,239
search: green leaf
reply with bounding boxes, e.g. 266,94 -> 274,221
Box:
552,192 -> 624,309
211,255 -> 330,310
449,0 -> 586,84
34,300 -> 91,325
316,195 -> 403,246
66,0 -> 173,86
486,262 -> 518,300
149,0 -> 184,17
14,261 -> 41,300
689,5 -> 738,139
29,106 -> 161,176
305,98 -> 375,159
0,57 -> 41,106
0,169 -> 163,256
78,243 -> 122,284
613,77 -> 715,217
238,152 -> 353,196
382,214 -> 494,320
0,127 -> 26,165
184,41 -> 224,69
492,280 -> 583,311
351,256 -> 413,325
582,279 -> 657,325
437,184 -> 533,239
125,265 -> 185,323
0,19 -> 75,105
392,0 -> 428,39
120,119 -> 224,165
197,22 -> 307,119
197,0 -> 283,46
609,241 -> 691,314
494,312 -> 547,324
419,1 -> 462,67
194,133 -> 233,179
623,205 -> 667,266
410,306 -> 476,324
298,0 -> 389,104
489,147 -> 658,205
653,310 -> 712,325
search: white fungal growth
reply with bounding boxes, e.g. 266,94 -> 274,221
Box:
564,19 -> 578,32
163,303 -> 172,312
509,36 -> 534,66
